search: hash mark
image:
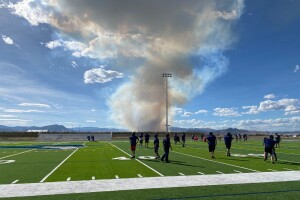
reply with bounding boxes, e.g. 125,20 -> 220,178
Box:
11,180 -> 19,184
179,173 -> 185,176
138,174 -> 143,178
115,175 -> 119,179
197,172 -> 205,175
92,176 -> 95,180
67,177 -> 71,181
267,169 -> 277,172
234,170 -> 243,173
216,171 -> 224,174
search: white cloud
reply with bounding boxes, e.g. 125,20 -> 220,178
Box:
45,40 -> 62,49
91,109 -> 96,112
3,109 -> 45,113
294,64 -> 299,73
182,111 -> 193,117
213,107 -> 240,117
195,109 -> 208,114
233,117 -> 300,131
1,34 -> 14,45
18,103 -> 51,108
86,120 -> 96,123
242,106 -> 259,115
242,97 -> 300,115
84,68 -> 123,84
72,61 -> 77,68
264,94 -> 276,99
0,115 -> 15,118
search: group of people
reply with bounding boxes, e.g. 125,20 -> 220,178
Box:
129,132 -> 281,164
263,133 -> 281,164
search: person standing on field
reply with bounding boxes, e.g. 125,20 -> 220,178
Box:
154,134 -> 160,159
224,132 -> 233,156
145,132 -> 150,148
207,132 -> 217,159
161,133 -> 172,163
129,132 -> 139,159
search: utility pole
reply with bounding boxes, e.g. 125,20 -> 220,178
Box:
162,73 -> 172,134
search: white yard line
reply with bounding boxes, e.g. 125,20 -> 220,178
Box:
178,173 -> 185,176
0,149 -> 34,159
108,142 -> 164,177
173,151 -> 260,172
11,180 -> 19,184
137,174 -> 143,178
92,176 -> 95,180
66,177 -> 71,181
197,172 -> 205,175
234,170 -> 243,173
284,168 -> 293,171
115,175 -> 119,179
40,148 -> 79,183
267,169 -> 278,172
216,171 -> 224,174
0,171 -> 299,198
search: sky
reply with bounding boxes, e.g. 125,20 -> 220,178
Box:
0,0 -> 299,131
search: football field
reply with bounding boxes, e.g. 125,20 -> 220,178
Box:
0,138 -> 299,199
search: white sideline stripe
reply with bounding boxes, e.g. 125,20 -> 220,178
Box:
92,176 -> 95,180
11,180 -> 19,184
267,169 -> 277,172
197,172 -> 205,175
137,174 -> 143,178
115,175 -> 119,179
234,170 -> 243,173
108,142 -> 164,177
173,151 -> 259,172
179,173 -> 185,176
0,149 -> 34,159
1,171 -> 299,198
40,148 -> 79,183
216,171 -> 224,174
67,177 -> 71,181
284,168 -> 293,171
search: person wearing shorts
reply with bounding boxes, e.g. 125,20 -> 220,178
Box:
207,132 -> 217,159
129,132 -> 139,159
154,134 -> 160,159
224,132 -> 233,156
264,135 -> 276,164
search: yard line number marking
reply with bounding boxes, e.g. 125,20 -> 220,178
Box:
40,148 -> 79,183
173,151 -> 260,172
108,142 -> 164,177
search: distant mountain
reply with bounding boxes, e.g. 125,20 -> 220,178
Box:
0,124 -> 299,135
72,127 -> 127,132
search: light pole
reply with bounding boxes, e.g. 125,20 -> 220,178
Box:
162,73 -> 172,134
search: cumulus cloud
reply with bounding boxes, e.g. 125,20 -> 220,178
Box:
84,68 -> 123,84
18,103 -> 51,108
264,94 -> 276,99
195,110 -> 209,114
182,112 -> 194,117
4,0 -> 245,131
294,64 -> 300,73
243,97 -> 300,115
1,34 -> 14,45
213,107 -> 240,117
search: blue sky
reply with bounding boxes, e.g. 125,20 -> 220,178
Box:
0,0 -> 299,131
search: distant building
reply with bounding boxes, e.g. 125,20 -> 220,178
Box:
27,130 -> 49,133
